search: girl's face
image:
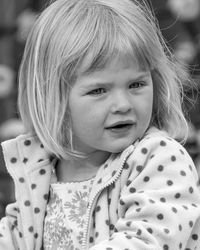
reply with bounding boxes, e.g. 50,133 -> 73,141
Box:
69,56 -> 153,155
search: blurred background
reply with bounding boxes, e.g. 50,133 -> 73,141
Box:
0,0 -> 199,218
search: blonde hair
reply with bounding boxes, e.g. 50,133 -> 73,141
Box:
18,0 -> 191,159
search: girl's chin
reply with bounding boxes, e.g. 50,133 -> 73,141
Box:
106,142 -> 134,154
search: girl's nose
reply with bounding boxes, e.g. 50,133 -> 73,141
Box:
110,91 -> 132,114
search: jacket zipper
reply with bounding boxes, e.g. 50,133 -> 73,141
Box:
81,153 -> 130,250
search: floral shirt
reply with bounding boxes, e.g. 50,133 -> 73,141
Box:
43,178 -> 94,250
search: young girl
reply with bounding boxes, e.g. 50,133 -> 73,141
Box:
0,0 -> 200,249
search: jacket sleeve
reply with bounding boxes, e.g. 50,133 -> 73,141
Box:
0,202 -> 26,250
0,135 -> 52,250
89,135 -> 200,250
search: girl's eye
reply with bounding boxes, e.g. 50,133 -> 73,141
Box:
87,88 -> 106,95
129,81 -> 144,89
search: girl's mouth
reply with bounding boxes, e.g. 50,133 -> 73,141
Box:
110,124 -> 131,129
106,121 -> 135,133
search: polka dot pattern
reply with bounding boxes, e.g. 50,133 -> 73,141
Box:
23,158 -> 28,164
1,129 -> 200,250
10,157 -> 17,163
24,140 -> 31,146
101,132 -> 200,250
0,134 -> 52,249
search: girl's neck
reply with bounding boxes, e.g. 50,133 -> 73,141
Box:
56,150 -> 111,182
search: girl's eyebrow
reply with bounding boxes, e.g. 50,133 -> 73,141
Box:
81,81 -> 113,88
79,71 -> 151,88
78,82 -> 112,91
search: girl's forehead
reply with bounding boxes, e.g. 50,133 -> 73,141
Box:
77,52 -> 148,76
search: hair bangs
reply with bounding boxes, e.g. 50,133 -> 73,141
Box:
71,16 -> 153,78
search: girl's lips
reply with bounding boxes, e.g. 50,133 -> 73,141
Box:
105,122 -> 135,133
109,124 -> 133,132
105,120 -> 135,129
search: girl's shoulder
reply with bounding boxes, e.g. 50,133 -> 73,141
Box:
132,126 -> 191,160
1,133 -> 51,172
1,132 -> 39,149
138,126 -> 182,146
141,126 -> 170,141
1,133 -> 41,159
126,126 -> 198,179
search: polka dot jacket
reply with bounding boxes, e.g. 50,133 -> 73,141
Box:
0,127 -> 200,250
